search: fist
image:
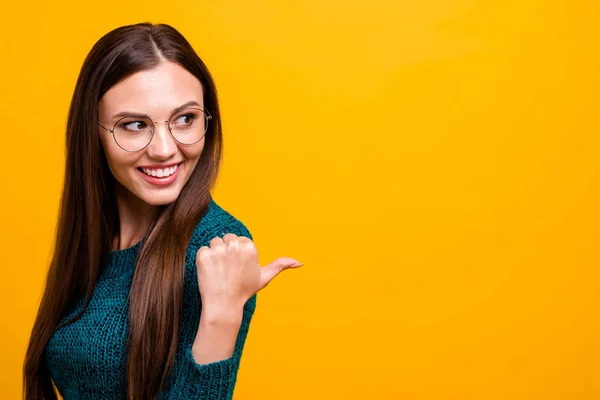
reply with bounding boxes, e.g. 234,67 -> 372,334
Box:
195,233 -> 302,315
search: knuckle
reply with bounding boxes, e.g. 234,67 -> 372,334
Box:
241,240 -> 258,256
209,235 -> 223,246
196,246 -> 210,262
212,243 -> 226,254
226,238 -> 240,251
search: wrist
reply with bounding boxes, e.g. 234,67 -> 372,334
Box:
200,303 -> 244,325
192,307 -> 243,364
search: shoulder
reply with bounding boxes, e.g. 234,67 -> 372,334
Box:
186,196 -> 254,252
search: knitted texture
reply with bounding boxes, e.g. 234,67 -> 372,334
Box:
43,197 -> 257,399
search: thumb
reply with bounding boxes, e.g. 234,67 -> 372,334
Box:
259,257 -> 303,290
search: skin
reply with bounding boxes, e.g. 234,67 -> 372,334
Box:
98,60 -> 206,250
97,60 -> 303,365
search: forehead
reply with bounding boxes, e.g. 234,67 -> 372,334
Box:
98,61 -> 204,119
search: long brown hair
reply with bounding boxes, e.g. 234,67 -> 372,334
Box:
23,22 -> 223,399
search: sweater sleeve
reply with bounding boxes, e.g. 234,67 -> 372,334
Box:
166,294 -> 257,400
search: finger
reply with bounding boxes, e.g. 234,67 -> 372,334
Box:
222,233 -> 241,254
196,245 -> 210,264
259,257 -> 303,290
222,233 -> 238,242
209,235 -> 224,248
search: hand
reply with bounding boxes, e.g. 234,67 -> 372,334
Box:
195,233 -> 302,318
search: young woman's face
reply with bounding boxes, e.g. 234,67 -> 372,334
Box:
98,61 -> 207,206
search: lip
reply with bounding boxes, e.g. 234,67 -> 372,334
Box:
137,162 -> 183,187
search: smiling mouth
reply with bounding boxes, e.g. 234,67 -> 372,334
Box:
136,162 -> 183,178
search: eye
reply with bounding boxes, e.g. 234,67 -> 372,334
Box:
172,113 -> 197,127
121,120 -> 149,132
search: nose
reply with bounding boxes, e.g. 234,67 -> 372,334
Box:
147,120 -> 177,160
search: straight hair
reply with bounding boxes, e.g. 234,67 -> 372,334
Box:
23,22 -> 224,400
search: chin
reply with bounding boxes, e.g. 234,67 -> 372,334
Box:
140,191 -> 181,206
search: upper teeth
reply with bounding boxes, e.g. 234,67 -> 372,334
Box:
142,164 -> 179,178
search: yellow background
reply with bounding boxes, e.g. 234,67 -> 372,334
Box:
1,0 -> 599,399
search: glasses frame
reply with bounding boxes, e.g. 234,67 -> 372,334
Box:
97,107 -> 213,152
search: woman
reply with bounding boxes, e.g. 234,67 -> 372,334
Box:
23,22 -> 303,400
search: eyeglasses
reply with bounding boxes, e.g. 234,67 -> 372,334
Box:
97,107 -> 212,152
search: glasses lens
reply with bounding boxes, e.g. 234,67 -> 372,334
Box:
169,107 -> 208,144
114,116 -> 153,151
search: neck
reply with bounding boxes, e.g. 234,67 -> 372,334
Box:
112,182 -> 158,251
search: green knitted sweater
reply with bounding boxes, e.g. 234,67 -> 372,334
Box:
43,197 -> 257,399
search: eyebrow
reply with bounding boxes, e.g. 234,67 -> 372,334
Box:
111,100 -> 202,120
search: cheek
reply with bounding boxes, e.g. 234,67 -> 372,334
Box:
102,144 -> 139,181
181,142 -> 205,168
